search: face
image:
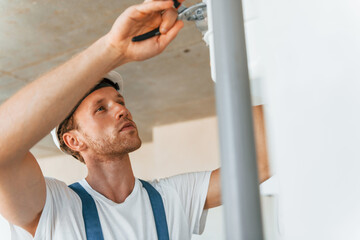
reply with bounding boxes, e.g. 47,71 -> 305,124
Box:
71,87 -> 141,158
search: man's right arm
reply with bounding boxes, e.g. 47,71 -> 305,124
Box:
0,1 -> 183,235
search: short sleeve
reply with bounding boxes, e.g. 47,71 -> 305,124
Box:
155,171 -> 212,235
9,177 -> 84,240
9,177 -> 59,239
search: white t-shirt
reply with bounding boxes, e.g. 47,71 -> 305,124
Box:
9,171 -> 211,240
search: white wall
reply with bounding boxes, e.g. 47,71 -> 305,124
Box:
259,0 -> 360,239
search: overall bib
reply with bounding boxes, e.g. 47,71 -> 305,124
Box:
68,180 -> 169,240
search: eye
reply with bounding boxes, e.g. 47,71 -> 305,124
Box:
96,106 -> 105,112
117,100 -> 125,106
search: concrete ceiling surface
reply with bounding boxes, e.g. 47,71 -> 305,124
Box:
0,0 -> 216,158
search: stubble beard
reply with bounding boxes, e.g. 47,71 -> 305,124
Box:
83,129 -> 142,158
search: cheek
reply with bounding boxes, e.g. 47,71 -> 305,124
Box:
79,121 -> 105,138
92,125 -> 112,137
84,115 -> 109,130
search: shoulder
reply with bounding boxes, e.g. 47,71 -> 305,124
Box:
40,178 -> 82,232
43,177 -> 81,209
9,178 -> 83,238
147,171 -> 212,197
151,171 -> 212,187
44,177 -> 68,190
44,177 -> 75,196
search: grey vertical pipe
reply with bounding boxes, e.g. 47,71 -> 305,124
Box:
211,0 -> 264,239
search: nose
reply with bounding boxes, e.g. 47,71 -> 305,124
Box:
114,102 -> 129,120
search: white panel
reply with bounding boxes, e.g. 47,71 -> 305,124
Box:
260,0 -> 360,239
245,19 -> 265,105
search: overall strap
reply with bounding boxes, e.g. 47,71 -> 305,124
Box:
69,182 -> 104,240
69,180 -> 169,240
139,179 -> 170,240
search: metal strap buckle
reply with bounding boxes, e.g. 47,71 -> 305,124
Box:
177,3 -> 207,21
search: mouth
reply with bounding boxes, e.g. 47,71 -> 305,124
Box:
120,122 -> 136,132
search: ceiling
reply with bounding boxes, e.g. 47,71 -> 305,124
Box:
0,0 -> 216,158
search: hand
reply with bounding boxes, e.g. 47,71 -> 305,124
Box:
106,0 -> 184,63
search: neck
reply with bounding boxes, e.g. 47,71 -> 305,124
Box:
84,153 -> 135,204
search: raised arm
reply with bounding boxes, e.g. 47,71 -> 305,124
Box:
0,1 -> 183,235
204,105 -> 271,209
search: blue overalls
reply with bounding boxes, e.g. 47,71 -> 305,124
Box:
68,180 -> 169,240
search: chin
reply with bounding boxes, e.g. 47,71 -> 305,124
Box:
129,140 -> 142,153
125,136 -> 142,153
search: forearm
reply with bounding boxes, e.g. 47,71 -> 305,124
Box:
258,157 -> 270,183
205,106 -> 271,209
0,35 -> 123,164
204,168 -> 221,209
253,105 -> 271,183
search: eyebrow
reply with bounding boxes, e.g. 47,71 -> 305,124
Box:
90,94 -> 124,108
92,98 -> 105,107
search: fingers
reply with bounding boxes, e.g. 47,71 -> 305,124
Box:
159,8 -> 179,34
133,0 -> 174,15
158,20 -> 184,48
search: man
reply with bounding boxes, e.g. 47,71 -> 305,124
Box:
0,0 -> 269,239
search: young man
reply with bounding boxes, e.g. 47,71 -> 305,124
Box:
0,0 -> 269,239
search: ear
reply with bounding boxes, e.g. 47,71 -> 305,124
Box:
63,130 -> 87,153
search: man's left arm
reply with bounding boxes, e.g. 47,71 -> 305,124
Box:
204,105 -> 271,209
